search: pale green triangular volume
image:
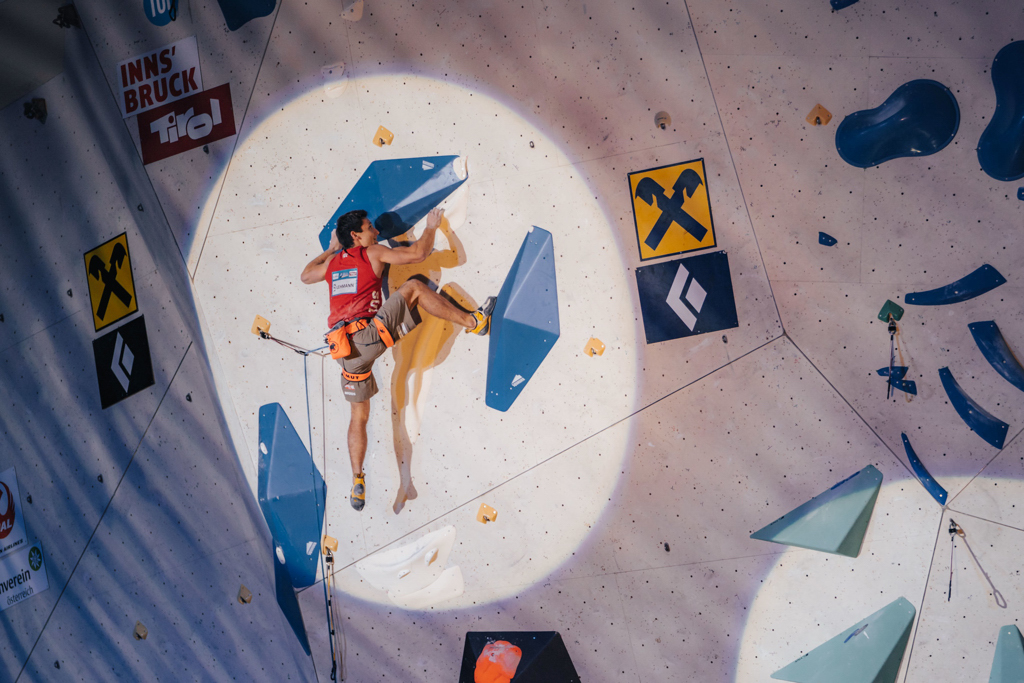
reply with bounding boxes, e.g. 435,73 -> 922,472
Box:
771,597 -> 916,683
990,625 -> 1024,683
751,465 -> 882,557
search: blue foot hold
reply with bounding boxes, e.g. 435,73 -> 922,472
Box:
1018,187 -> 1024,201
830,0 -> 860,8
486,227 -> 559,412
216,0 -> 275,30
818,231 -> 838,246
938,368 -> 1009,449
900,433 -> 948,506
319,156 -> 467,249
978,41 -> 1024,182
904,264 -> 1006,306
835,79 -> 959,168
877,366 -> 917,395
969,321 -> 1024,394
257,403 -> 326,589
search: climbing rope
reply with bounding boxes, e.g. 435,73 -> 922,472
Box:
323,543 -> 344,680
256,327 -> 328,357
253,318 -> 336,668
303,351 -> 337,675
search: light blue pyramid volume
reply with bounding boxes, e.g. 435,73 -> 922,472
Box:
772,597 -> 916,683
257,403 -> 326,589
318,155 -> 467,249
751,465 -> 882,557
486,227 -> 559,412
990,625 -> 1024,683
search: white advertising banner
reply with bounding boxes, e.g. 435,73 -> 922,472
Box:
116,36 -> 203,119
0,467 -> 27,559
0,542 -> 49,612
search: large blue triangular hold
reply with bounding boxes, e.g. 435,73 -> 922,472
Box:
318,156 -> 466,249
772,597 -> 916,683
257,403 -> 326,589
751,465 -> 882,557
990,625 -> 1024,683
486,227 -> 559,412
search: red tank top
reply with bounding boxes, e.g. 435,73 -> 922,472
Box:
325,247 -> 382,328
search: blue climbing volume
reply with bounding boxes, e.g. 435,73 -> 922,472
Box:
750,465 -> 882,557
486,227 -> 559,412
319,156 -> 467,249
257,403 -> 326,589
772,597 -> 916,683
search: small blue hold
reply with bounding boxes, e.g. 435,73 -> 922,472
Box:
831,0 -> 859,9
819,232 -> 838,247
1018,187 -> 1024,200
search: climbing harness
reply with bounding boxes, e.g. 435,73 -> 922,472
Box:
326,320 -> 368,360
326,317 -> 395,361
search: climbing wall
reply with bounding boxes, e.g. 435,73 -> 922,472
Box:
0,0 -> 1022,681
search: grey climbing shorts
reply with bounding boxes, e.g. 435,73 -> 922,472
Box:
338,293 -> 418,403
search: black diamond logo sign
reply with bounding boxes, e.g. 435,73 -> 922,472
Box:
92,315 -> 154,409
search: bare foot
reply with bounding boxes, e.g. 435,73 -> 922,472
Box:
392,481 -> 418,515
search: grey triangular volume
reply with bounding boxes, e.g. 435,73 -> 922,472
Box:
990,625 -> 1024,683
772,597 -> 916,683
751,465 -> 882,557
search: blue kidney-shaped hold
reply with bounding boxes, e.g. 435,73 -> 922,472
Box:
978,41 -> 1024,181
835,79 -> 960,168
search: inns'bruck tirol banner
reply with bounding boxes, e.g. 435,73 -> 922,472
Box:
117,36 -> 203,118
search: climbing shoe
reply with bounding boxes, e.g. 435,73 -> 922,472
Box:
467,296 -> 497,335
350,474 -> 365,511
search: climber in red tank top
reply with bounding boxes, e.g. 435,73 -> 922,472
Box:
326,245 -> 382,328
301,208 -> 496,513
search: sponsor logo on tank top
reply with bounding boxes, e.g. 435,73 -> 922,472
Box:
332,268 -> 358,296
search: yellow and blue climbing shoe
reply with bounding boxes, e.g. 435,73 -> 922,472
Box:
467,296 -> 496,336
350,474 -> 365,511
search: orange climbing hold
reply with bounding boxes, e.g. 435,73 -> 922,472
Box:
474,640 -> 522,683
806,104 -> 832,126
476,503 -> 498,524
251,315 -> 271,336
584,337 -> 605,357
373,125 -> 394,147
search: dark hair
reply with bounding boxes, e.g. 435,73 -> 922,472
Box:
336,210 -> 368,249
